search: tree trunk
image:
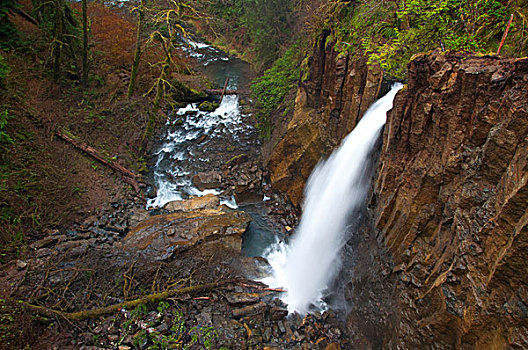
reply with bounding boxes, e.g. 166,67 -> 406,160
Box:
52,0 -> 64,81
81,0 -> 88,87
141,56 -> 169,151
152,58 -> 170,111
128,0 -> 145,97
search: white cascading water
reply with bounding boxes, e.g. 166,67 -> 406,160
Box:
263,84 -> 403,314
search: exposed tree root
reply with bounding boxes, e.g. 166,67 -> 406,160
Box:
20,280 -> 234,321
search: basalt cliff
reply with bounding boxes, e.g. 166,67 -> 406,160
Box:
265,32 -> 385,208
267,37 -> 528,348
375,51 -> 528,348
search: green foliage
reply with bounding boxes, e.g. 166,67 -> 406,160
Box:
323,0 -> 525,80
31,0 -> 83,80
199,0 -> 294,68
251,41 -> 303,138
0,54 -> 11,82
119,301 -> 226,350
0,110 -> 14,145
0,0 -> 18,49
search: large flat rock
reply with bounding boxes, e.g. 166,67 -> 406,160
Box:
121,202 -> 251,257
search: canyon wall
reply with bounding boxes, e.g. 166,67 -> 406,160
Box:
374,51 -> 528,348
266,32 -> 385,207
267,37 -> 528,347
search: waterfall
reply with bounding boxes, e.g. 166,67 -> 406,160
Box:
263,84 -> 403,314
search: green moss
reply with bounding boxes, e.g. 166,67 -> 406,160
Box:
321,0 -> 526,80
169,81 -> 207,103
198,101 -> 219,112
250,41 -> 304,139
0,54 -> 9,82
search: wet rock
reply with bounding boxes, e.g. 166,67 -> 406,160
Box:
232,301 -> 267,318
16,260 -> 27,270
371,52 -> 528,348
128,209 -> 150,227
277,321 -> 286,334
196,311 -> 212,325
107,334 -> 119,342
192,170 -> 222,190
234,187 -> 263,204
164,194 -> 220,212
270,307 -> 288,321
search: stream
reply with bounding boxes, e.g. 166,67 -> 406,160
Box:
146,36 -> 278,258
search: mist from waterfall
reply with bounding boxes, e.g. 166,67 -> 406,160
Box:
263,84 -> 403,314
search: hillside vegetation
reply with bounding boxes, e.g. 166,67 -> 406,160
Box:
250,0 -> 528,136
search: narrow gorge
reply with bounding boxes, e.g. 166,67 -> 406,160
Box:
1,0 -> 528,349
265,33 -> 528,347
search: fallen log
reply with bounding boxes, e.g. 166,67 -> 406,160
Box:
20,280 -> 233,321
205,89 -> 250,95
55,130 -> 143,192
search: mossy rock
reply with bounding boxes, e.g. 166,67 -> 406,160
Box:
198,101 -> 219,112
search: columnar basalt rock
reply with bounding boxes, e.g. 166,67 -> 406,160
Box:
266,33 -> 384,208
374,51 -> 528,348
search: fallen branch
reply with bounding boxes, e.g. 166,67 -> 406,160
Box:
497,14 -> 514,55
55,130 -> 144,192
20,280 -> 233,321
12,8 -> 39,25
219,77 -> 230,104
263,288 -> 287,293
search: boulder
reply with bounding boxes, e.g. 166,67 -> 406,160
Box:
192,170 -> 222,190
121,206 -> 251,257
232,301 -> 267,318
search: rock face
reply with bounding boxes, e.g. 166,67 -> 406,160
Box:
266,32 -> 385,207
372,52 -> 528,348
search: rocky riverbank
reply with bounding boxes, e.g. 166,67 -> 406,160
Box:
2,191 -> 347,349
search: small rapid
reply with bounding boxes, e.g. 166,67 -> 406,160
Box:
263,84 -> 403,314
146,94 -> 252,209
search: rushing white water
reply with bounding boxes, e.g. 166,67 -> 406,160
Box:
263,84 -> 403,314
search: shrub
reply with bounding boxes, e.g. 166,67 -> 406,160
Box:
0,53 -> 9,83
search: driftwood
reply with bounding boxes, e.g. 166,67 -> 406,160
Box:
21,280 -> 232,321
55,130 -> 143,192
